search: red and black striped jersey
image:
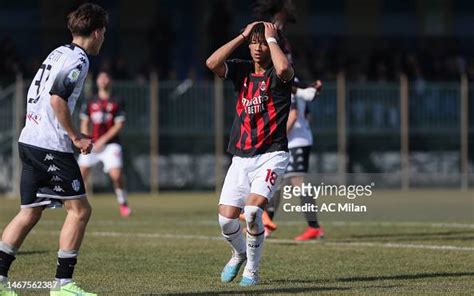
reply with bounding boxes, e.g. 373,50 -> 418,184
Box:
80,96 -> 125,144
225,59 -> 293,157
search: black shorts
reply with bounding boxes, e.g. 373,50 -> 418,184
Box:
18,143 -> 86,209
285,146 -> 311,177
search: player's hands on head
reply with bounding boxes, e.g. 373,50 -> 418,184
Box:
264,22 -> 278,39
73,133 -> 93,155
241,21 -> 260,40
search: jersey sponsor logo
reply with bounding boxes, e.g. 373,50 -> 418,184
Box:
53,185 -> 65,193
71,179 -> 81,192
26,112 -> 42,124
241,95 -> 269,115
44,153 -> 54,161
91,111 -> 113,124
51,175 -> 63,182
47,164 -> 60,172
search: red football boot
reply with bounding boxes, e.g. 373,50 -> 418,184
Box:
294,226 -> 324,241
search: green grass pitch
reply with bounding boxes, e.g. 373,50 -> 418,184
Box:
0,190 -> 473,295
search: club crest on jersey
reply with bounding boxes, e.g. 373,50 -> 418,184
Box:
260,81 -> 267,92
71,179 -> 81,192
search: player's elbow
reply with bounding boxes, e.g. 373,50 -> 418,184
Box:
276,63 -> 293,81
206,57 -> 218,71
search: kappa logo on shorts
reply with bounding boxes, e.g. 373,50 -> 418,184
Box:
51,175 -> 63,182
44,153 -> 54,161
53,185 -> 65,193
71,179 -> 81,192
47,164 -> 60,172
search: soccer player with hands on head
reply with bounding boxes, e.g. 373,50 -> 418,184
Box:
207,20 -> 294,286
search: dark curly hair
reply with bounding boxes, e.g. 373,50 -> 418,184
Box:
67,3 -> 108,37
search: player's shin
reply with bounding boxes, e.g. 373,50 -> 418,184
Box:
0,242 -> 17,282
243,206 -> 265,276
55,249 -> 78,286
300,194 -> 319,228
218,214 -> 246,257
115,188 -> 128,205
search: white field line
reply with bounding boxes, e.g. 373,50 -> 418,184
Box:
34,230 -> 474,252
176,220 -> 474,229
36,220 -> 474,229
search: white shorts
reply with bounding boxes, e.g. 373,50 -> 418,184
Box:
219,150 -> 290,209
77,143 -> 123,173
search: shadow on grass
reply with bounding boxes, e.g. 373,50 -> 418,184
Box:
337,271 -> 474,282
156,286 -> 350,295
17,250 -> 51,256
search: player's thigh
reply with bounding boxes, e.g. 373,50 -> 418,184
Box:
18,144 -> 54,209
219,156 -> 250,210
249,151 -> 290,201
77,151 -> 99,169
100,143 -> 123,173
80,166 -> 90,179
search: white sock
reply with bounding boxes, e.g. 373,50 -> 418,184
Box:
218,214 -> 246,257
244,206 -> 265,273
56,278 -> 72,286
0,275 -> 7,283
115,188 -> 127,205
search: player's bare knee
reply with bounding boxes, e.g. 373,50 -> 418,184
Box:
78,204 -> 92,222
218,205 -> 241,219
67,201 -> 92,222
244,205 -> 264,234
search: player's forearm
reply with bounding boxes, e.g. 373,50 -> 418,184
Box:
268,43 -> 293,81
50,95 -> 80,140
206,34 -> 245,73
97,122 -> 123,143
80,119 -> 90,136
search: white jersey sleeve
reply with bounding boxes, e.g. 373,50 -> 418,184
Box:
19,44 -> 89,153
